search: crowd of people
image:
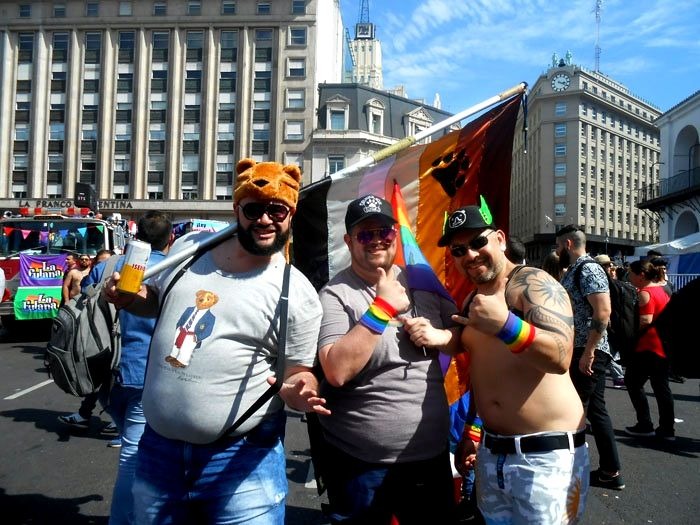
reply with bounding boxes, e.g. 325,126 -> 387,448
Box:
47,158 -> 693,525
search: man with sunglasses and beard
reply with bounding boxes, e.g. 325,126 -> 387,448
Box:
446,204 -> 588,524
103,159 -> 329,525
316,194 -> 463,525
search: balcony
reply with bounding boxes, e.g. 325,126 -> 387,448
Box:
637,167 -> 700,210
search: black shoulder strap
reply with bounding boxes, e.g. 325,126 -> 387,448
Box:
221,263 -> 291,438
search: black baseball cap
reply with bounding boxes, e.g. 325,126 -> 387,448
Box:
438,205 -> 494,246
345,195 -> 396,231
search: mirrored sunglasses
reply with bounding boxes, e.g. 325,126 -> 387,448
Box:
355,226 -> 397,245
241,202 -> 290,223
449,231 -> 495,257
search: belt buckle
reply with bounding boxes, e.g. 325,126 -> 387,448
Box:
514,435 -> 523,455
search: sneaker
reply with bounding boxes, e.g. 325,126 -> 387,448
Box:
57,413 -> 89,428
611,378 -> 625,389
624,423 -> 655,437
655,428 -> 676,442
107,437 -> 122,448
590,469 -> 625,490
674,417 -> 684,424
102,422 -> 118,434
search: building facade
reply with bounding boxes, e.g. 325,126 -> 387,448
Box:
511,56 -> 662,263
637,90 -> 700,242
310,83 -> 454,183
0,0 -> 343,221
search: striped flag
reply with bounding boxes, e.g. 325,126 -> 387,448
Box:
292,94 -> 522,401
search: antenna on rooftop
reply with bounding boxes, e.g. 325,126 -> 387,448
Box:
594,0 -> 603,72
358,0 -> 369,24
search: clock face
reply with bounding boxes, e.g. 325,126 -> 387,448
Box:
551,73 -> 571,92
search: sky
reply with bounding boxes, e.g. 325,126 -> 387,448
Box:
338,0 -> 700,115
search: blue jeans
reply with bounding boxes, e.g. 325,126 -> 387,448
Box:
324,442 -> 455,524
133,411 -> 287,525
106,384 -> 146,525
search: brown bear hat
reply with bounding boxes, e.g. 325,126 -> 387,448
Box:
234,158 -> 302,210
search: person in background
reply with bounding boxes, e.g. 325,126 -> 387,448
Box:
556,225 -> 624,491
649,257 -> 674,298
541,250 -> 563,281
64,253 -> 77,272
623,260 -> 675,441
504,235 -> 527,264
62,254 -> 91,303
594,254 -> 625,390
317,195 -> 461,524
446,205 -> 587,523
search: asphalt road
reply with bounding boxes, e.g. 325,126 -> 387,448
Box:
1,320 -> 698,524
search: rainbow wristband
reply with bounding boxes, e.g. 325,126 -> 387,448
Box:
358,298 -> 395,334
463,415 -> 483,443
496,312 -> 537,354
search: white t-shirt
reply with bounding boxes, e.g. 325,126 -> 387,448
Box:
141,232 -> 322,444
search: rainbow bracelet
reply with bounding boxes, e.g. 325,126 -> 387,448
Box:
463,415 -> 483,443
358,298 -> 396,334
496,311 -> 537,354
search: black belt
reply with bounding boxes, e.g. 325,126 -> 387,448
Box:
483,430 -> 586,454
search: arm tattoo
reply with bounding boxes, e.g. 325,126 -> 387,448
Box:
589,318 -> 607,334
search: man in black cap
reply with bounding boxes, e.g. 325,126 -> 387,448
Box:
316,194 -> 462,524
445,202 -> 589,523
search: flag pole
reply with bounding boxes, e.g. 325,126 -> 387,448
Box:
143,82 -> 527,280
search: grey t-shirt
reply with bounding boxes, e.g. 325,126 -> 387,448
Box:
141,232 -> 322,444
318,265 -> 456,464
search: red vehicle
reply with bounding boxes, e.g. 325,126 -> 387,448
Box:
0,207 -> 127,327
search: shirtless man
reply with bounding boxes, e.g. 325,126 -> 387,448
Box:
444,202 -> 588,524
62,254 -> 91,302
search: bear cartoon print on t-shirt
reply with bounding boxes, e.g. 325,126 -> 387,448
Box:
166,289 -> 219,368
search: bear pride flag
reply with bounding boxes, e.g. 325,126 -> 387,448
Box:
292,93 -> 522,403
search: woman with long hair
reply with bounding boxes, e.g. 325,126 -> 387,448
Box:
623,260 -> 675,441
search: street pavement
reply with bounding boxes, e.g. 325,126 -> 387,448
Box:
1,320 -> 698,524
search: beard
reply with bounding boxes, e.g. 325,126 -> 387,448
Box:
467,257 -> 505,285
237,223 -> 290,256
558,249 -> 571,269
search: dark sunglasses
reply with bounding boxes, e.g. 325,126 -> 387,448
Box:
241,202 -> 290,223
449,231 -> 495,257
355,226 -> 397,245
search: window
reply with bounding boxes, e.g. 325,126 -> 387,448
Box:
85,32 -> 101,64
153,1 -> 167,15
82,106 -> 98,124
287,58 -> 305,77
188,1 -> 201,15
554,102 -> 566,116
253,108 -> 270,122
219,72 -> 236,93
218,104 -> 235,123
54,4 -> 66,17
17,80 -> 31,93
328,155 -> 345,174
116,109 -> 132,123
554,182 -> 566,197
183,140 -> 199,154
119,1 -> 132,15
86,1 -> 99,16
19,4 -> 31,17
221,30 -> 237,61
257,2 -> 271,14
254,76 -> 271,92
555,203 -> 566,217
114,140 -> 131,154
151,70 -> 167,93
330,110 -> 346,130
117,73 -> 133,93
256,29 -> 273,41
554,163 -> 566,177
292,0 -> 305,14
84,79 -> 99,93
554,144 -> 566,156
286,89 -> 304,109
187,31 -> 203,61
53,32 -> 69,62
222,1 -> 235,14
185,70 -> 201,93
289,27 -> 307,46
51,73 -> 66,92
152,31 -> 169,61
217,140 -> 234,154
285,120 -> 304,140
119,31 -> 135,63
554,123 -> 566,137
184,106 -> 200,123
255,47 -> 272,62
18,33 -> 33,63
149,141 -> 165,154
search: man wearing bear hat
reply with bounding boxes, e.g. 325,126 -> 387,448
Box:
104,159 -> 329,524
316,194 -> 463,524
445,199 -> 589,523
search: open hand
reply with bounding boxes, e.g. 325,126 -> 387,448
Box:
269,376 -> 331,416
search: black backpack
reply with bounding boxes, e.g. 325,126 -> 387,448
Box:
575,261 -> 640,360
45,256 -> 121,397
